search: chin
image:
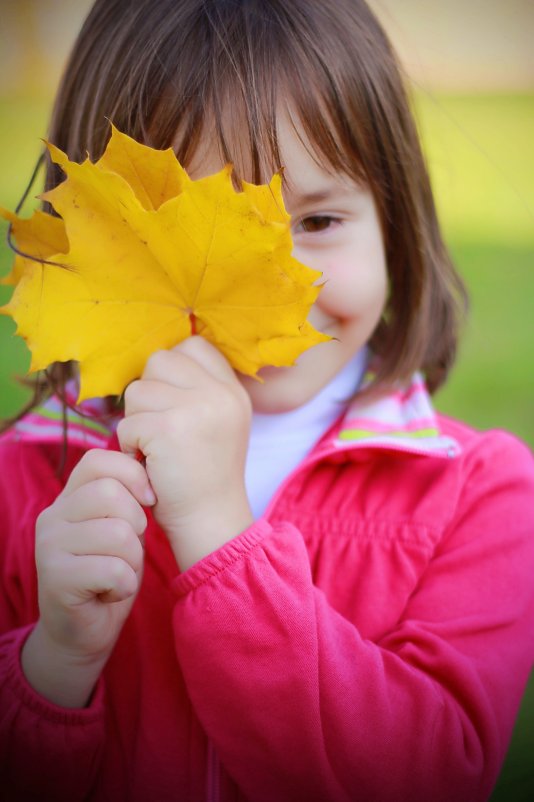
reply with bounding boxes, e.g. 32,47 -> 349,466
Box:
239,366 -> 322,414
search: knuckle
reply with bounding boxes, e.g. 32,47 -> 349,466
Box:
145,349 -> 169,375
188,396 -> 213,426
217,384 -> 246,421
116,417 -> 129,438
112,518 -> 132,545
96,477 -> 122,502
164,408 -> 185,436
79,448 -> 106,468
35,505 -> 51,532
110,558 -> 129,583
237,383 -> 253,414
179,335 -> 203,355
220,385 -> 236,411
123,380 -> 142,410
35,504 -> 59,544
108,520 -> 143,572
111,560 -> 138,596
136,509 -> 148,534
108,557 -> 126,588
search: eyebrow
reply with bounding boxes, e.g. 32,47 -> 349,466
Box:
293,190 -> 335,204
285,184 -> 359,206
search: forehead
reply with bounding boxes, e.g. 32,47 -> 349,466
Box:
182,104 -> 359,194
151,4 -> 373,189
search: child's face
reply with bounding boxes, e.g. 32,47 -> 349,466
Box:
188,115 -> 388,413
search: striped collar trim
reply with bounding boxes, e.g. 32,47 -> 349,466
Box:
2,390 -> 119,449
3,372 -> 460,459
329,372 -> 461,459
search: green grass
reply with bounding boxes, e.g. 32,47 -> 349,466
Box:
0,92 -> 533,798
412,92 -> 534,451
434,239 -> 534,446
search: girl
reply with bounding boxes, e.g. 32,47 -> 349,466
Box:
1,1 -> 533,801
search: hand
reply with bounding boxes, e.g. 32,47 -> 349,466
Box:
117,337 -> 254,569
29,449 -> 152,666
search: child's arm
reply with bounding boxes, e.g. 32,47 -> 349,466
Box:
169,433 -> 534,802
0,443 -> 152,800
21,449 -> 153,707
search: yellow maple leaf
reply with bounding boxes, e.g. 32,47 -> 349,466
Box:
1,126 -> 330,401
96,125 -> 188,210
0,207 -> 68,285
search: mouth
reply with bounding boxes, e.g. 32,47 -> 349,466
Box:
309,307 -> 337,330
253,324 -> 337,380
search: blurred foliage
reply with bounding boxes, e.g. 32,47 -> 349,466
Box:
413,92 -> 534,449
0,96 -> 50,419
415,93 -> 533,245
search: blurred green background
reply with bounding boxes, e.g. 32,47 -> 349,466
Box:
0,1 -> 533,799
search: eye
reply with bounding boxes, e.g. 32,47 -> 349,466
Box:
295,215 -> 337,234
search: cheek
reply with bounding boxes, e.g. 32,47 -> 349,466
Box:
315,256 -> 388,320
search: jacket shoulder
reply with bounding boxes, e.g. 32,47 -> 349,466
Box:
434,414 -> 534,550
437,412 -> 534,477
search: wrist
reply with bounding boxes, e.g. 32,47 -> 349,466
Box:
163,496 -> 254,571
21,621 -> 107,709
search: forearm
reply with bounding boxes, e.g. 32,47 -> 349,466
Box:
171,519 -> 518,802
21,621 -> 106,708
0,626 -> 105,802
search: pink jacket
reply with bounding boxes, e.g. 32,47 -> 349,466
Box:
1,376 -> 533,802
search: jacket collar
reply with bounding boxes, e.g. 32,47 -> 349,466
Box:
2,387 -> 118,449
4,371 -> 460,460
316,370 -> 461,460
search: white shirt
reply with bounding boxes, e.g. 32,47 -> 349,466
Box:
244,349 -> 367,519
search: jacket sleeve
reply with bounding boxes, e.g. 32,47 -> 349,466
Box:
171,432 -> 534,802
0,441 -> 106,802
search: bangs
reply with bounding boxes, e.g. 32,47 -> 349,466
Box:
47,0 -> 390,195
140,0 -> 371,187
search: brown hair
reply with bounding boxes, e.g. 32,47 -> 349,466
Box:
7,0 -> 467,424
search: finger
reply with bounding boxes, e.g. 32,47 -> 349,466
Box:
141,347 -> 209,390
57,518 -> 144,572
60,554 -> 139,604
63,449 -> 156,507
173,336 -> 237,384
116,412 -> 161,459
124,379 -> 185,416
143,337 -> 236,387
61,478 -> 148,535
